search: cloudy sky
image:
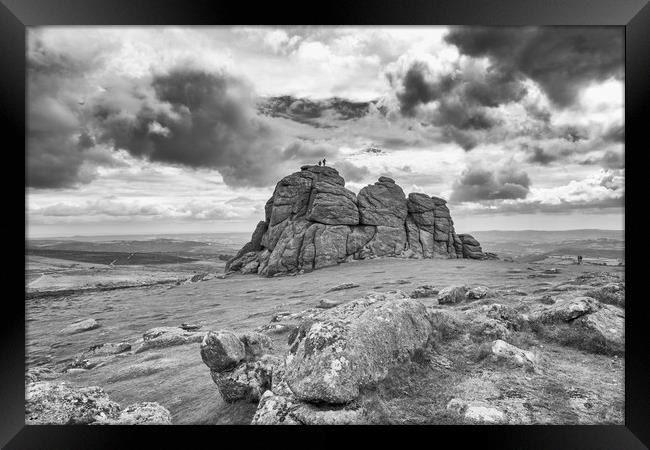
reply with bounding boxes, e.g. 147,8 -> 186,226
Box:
26,26 -> 624,237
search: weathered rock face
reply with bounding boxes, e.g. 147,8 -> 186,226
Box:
227,165 -> 490,276
25,381 -> 172,425
283,294 -> 432,404
201,330 -> 277,403
248,291 -> 432,424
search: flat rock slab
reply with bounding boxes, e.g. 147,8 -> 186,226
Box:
58,318 -> 99,335
138,326 -> 205,352
325,283 -> 360,292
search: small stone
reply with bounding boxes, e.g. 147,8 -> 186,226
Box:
410,285 -> 438,298
438,285 -> 469,304
316,298 -> 346,309
466,286 -> 490,300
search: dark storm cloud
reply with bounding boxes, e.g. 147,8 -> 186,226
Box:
386,56 -> 528,150
445,27 -> 623,108
526,146 -> 557,166
257,95 -> 373,126
92,69 -> 288,188
388,61 -> 525,128
603,124 -> 624,143
450,165 -> 531,202
27,40 -> 120,189
387,62 -> 455,117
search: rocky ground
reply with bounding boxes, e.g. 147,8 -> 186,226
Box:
25,258 -> 624,424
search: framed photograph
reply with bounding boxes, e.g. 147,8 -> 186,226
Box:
3,0 -> 648,447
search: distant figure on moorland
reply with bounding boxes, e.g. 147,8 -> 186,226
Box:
322,158 -> 327,166
577,255 -> 583,265
318,160 -> 322,166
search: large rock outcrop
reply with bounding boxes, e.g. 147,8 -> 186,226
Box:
227,165 -> 490,276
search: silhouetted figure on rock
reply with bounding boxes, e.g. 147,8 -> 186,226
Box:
322,158 -> 327,166
318,161 -> 322,166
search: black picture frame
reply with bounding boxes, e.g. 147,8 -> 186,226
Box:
3,0 -> 648,447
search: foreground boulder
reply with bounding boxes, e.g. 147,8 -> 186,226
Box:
201,331 -> 276,402
248,292 -> 432,423
284,293 -> 432,404
226,165 -> 490,276
25,381 -> 172,425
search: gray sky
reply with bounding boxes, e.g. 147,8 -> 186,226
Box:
26,26 -> 624,237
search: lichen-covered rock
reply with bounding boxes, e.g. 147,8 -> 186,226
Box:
26,381 -> 121,424
438,285 -> 469,304
236,331 -> 273,360
487,340 -> 536,371
251,390 -> 301,425
467,286 -> 491,300
574,304 -> 624,354
528,296 -> 600,324
26,381 -> 173,425
447,398 -> 505,424
210,355 -> 281,403
410,285 -> 439,298
283,295 -> 433,404
200,330 -> 246,372
101,402 -> 172,425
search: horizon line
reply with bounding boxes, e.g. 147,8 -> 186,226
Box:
26,227 -> 625,240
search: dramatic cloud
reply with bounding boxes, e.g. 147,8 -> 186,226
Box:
386,54 -> 528,149
335,160 -> 371,182
27,37 -> 122,188
450,165 -> 531,202
453,168 -> 623,216
445,27 -> 623,108
579,150 -> 624,169
90,68 -> 289,188
526,146 -> 558,166
26,26 -> 625,236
